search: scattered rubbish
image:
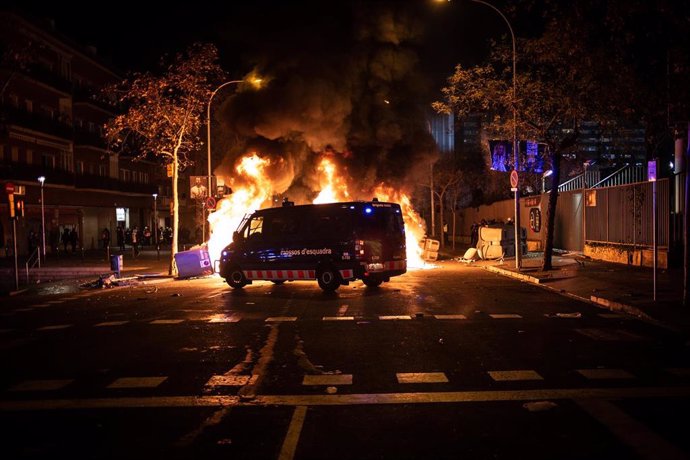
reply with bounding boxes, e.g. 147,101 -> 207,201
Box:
556,312 -> 582,318
326,386 -> 338,394
523,401 -> 557,412
217,439 -> 232,445
80,274 -> 139,289
171,293 -> 182,297
145,287 -> 159,294
438,338 -> 445,344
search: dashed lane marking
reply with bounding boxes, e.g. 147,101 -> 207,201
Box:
489,314 -> 523,319
107,377 -> 168,389
265,317 -> 297,322
149,319 -> 185,325
379,315 -> 412,320
302,375 -> 353,386
397,372 -> 449,384
575,328 -> 647,341
94,321 -> 129,327
205,375 -> 252,387
36,325 -> 72,331
322,316 -> 355,321
206,315 -> 241,323
577,369 -> 635,380
434,314 -> 467,320
488,370 -> 544,381
9,379 -> 74,392
4,386 -> 690,411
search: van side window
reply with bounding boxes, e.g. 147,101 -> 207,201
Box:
247,216 -> 263,240
265,214 -> 299,240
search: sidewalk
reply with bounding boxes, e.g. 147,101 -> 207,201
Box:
0,247 -> 173,295
472,250 -> 689,335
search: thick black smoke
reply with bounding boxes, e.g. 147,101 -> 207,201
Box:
214,1 -> 438,202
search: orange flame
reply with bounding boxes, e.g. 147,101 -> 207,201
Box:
207,152 -> 428,270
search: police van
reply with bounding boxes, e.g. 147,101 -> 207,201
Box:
217,199 -> 407,291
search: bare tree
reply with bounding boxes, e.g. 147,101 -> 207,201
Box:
105,43 -> 225,275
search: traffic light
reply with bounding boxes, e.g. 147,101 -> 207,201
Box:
15,198 -> 24,218
8,193 -> 15,218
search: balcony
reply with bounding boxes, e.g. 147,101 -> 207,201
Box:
0,161 -> 75,186
74,128 -> 107,149
75,174 -> 157,195
22,64 -> 73,95
73,86 -> 119,114
0,103 -> 73,140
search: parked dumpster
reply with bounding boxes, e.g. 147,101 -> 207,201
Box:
174,248 -> 213,278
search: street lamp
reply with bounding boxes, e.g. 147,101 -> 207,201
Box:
153,193 -> 159,260
37,176 -> 46,259
541,169 -> 553,194
205,77 -> 263,240
469,0 -> 520,269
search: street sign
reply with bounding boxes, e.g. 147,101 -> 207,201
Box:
13,185 -> 25,195
510,170 -> 519,189
206,196 -> 216,210
166,164 -> 174,178
4,182 -> 14,194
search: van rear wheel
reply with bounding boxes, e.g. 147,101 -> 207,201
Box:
226,266 -> 247,289
317,265 -> 340,292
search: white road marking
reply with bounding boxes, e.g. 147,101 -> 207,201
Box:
577,368 -> 635,380
9,379 -> 74,391
95,321 -> 129,327
37,325 -> 72,331
434,314 -> 467,320
397,372 -> 449,384
279,406 -> 307,460
149,319 -> 184,325
576,399 -> 687,460
322,316 -> 354,321
575,328 -> 646,341
266,317 -> 297,322
488,370 -> 544,381
107,377 -> 168,389
205,375 -> 252,387
302,375 -> 353,386
489,314 -> 523,319
379,315 -> 412,320
206,315 -> 240,323
5,386 -> 690,411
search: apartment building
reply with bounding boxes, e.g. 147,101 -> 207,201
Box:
0,12 -> 162,255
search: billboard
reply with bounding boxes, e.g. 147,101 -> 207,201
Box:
489,140 -> 513,172
189,176 -> 217,200
488,140 -> 547,173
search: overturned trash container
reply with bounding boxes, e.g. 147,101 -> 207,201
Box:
174,248 -> 213,278
110,254 -> 123,277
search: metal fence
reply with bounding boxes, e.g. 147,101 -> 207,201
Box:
585,179 -> 669,248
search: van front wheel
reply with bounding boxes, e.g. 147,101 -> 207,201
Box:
317,265 -> 340,292
226,266 -> 247,289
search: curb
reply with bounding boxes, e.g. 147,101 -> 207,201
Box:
483,265 -> 680,334
485,266 -> 542,284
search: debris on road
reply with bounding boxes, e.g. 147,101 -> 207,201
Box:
522,401 -> 558,412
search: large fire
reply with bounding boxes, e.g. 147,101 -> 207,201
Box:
207,153 -> 428,269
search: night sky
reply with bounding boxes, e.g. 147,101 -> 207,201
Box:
7,0 -> 509,94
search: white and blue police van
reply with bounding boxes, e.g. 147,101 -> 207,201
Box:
217,199 -> 407,291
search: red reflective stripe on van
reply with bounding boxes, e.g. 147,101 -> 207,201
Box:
277,270 -> 283,279
298,270 -> 304,279
308,270 -> 315,278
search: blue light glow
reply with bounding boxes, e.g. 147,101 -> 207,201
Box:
365,207 -> 373,214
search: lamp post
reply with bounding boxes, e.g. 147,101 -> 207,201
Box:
37,176 -> 46,260
205,78 -> 262,241
153,193 -> 159,260
469,0 -> 520,268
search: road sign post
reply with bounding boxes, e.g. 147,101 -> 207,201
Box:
648,159 -> 657,301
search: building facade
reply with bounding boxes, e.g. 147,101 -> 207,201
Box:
0,12 -> 163,256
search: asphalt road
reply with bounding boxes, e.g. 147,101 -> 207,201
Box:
1,262 -> 689,459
